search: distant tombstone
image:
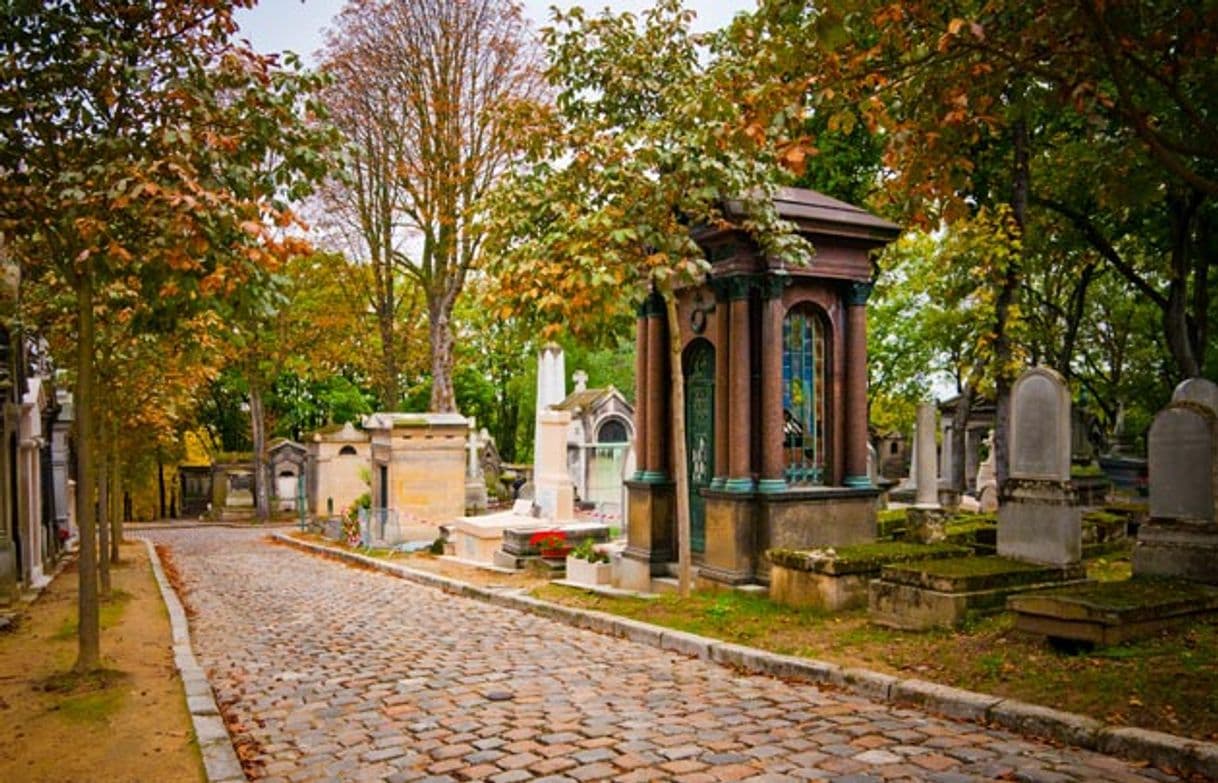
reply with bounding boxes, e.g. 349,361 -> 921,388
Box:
866,442 -> 878,487
1148,403 -> 1216,523
1135,401 -> 1218,584
1009,367 -> 1071,481
976,431 -> 998,512
1172,377 -> 1218,418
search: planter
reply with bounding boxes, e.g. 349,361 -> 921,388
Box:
565,555 -> 612,586
542,547 -> 572,559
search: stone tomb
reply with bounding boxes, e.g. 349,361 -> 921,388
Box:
306,422 -> 371,519
870,367 -> 1088,630
998,367 -> 1081,566
363,413 -> 467,526
1133,396 -> 1218,583
1009,382 -> 1218,645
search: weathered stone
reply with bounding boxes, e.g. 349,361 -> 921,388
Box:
1172,377 -> 1218,417
1147,403 -> 1216,523
1009,367 -> 1071,482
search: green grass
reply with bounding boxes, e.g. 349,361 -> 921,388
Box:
57,687 -> 126,724
52,589 -> 132,641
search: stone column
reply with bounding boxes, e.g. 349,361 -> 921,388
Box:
914,402 -> 940,508
725,277 -> 754,492
632,304 -> 648,479
711,281 -> 729,489
843,282 -> 872,487
644,294 -> 667,481
758,274 -> 788,493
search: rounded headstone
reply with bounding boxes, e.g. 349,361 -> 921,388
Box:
1172,377 -> 1218,418
1148,403 -> 1216,523
1009,367 -> 1071,482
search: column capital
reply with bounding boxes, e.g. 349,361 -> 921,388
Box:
760,272 -> 790,301
845,281 -> 873,307
725,275 -> 754,301
639,291 -> 665,318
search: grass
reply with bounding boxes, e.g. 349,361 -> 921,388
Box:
51,588 -> 132,641
532,555 -> 1218,741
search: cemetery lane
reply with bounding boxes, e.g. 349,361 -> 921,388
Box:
149,527 -> 1181,783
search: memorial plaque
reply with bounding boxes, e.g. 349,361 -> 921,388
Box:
1149,406 -> 1215,523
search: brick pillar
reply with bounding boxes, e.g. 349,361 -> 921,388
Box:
711,281 -> 729,489
844,282 -> 872,487
632,304 -> 648,479
758,274 -> 788,493
644,294 -> 667,481
725,277 -> 754,492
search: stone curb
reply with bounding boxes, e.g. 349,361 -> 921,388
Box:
140,538 -> 246,783
272,533 -> 1218,781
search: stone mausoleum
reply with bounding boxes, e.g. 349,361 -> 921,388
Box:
622,187 -> 900,590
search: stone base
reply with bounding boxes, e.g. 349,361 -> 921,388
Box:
869,556 -> 1087,630
566,556 -> 612,586
701,492 -> 755,585
464,480 -> 488,514
501,523 -> 610,556
998,480 -> 1081,566
767,543 -> 970,612
755,487 -> 880,583
1009,578 -> 1218,646
907,507 -> 949,543
448,510 -> 537,566
625,480 -> 675,566
617,552 -> 660,592
1133,522 -> 1218,585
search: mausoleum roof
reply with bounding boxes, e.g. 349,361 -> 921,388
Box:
723,186 -> 900,242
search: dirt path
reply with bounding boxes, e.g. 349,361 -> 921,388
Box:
0,542 -> 203,783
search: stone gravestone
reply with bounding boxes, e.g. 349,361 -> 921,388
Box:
1134,401 -> 1218,584
1173,377 -> 1218,416
907,401 -> 947,542
998,367 -> 1081,566
975,431 -> 998,512
464,417 -> 488,513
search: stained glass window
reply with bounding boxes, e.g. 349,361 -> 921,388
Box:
782,307 -> 827,484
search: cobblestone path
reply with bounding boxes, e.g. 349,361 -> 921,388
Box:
148,527 -> 1181,783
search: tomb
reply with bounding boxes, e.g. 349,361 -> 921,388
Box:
552,370 -> 636,520
1010,378 -> 1218,646
268,439 -> 308,513
870,367 -> 1089,630
305,421 -> 371,518
622,187 -> 901,592
363,412 -> 467,526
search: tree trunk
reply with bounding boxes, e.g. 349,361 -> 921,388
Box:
109,420 -> 121,563
377,302 -> 399,410
250,384 -> 270,523
74,269 -> 100,673
661,290 -> 692,597
97,419 -> 111,599
428,295 -> 457,413
157,451 -> 166,519
1057,261 -> 1098,379
1165,192 -> 1203,379
950,385 -> 973,492
994,116 -> 1030,489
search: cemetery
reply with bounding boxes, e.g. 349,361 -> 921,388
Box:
5,2 -> 1218,781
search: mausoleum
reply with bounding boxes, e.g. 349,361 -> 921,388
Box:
622,187 -> 900,590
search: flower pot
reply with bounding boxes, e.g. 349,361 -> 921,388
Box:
566,555 -> 612,585
541,547 -> 571,559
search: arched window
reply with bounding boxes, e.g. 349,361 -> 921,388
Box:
783,306 -> 827,484
339,445 -> 358,456
596,418 -> 628,444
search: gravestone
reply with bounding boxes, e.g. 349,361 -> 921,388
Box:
1173,377 -> 1218,417
1134,401 -> 1218,584
998,367 -> 1081,566
464,417 -> 488,513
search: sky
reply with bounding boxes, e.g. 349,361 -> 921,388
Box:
234,0 -> 758,65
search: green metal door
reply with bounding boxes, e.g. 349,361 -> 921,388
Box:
684,341 -> 714,553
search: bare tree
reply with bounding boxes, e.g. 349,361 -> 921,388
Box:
319,0 -> 544,412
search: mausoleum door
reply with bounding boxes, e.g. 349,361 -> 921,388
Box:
684,341 -> 714,553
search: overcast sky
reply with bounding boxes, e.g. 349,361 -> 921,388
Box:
234,0 -> 758,65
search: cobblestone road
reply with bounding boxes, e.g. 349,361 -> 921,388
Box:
148,527 -> 1182,783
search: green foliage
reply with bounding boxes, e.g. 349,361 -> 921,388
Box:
569,538 -> 608,563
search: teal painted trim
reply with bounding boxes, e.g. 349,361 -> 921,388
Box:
709,477 -> 726,490
756,478 -> 787,493
639,470 -> 668,483
723,476 -> 755,493
845,281 -> 874,306
629,470 -> 648,482
843,474 -> 873,488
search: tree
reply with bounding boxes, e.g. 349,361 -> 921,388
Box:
487,1 -> 813,594
0,0 -> 330,670
319,0 -> 546,413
